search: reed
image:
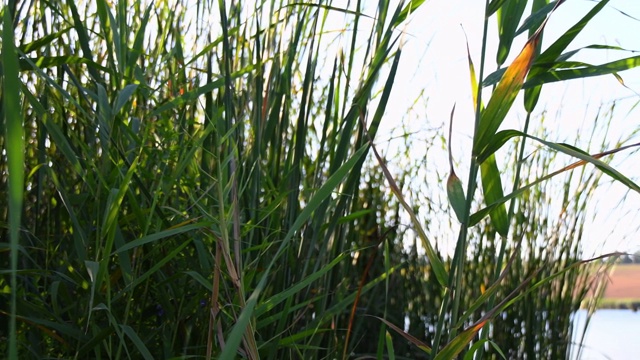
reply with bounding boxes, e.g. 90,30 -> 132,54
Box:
1,0 -> 639,359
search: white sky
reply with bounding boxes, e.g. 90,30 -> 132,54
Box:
382,0 -> 640,257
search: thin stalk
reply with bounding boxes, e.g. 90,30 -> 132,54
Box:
432,1 -> 491,355
475,112 -> 531,360
3,9 -> 24,360
476,0 -> 548,353
216,1 -> 258,358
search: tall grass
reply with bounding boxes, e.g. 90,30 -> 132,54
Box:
1,0 -> 639,359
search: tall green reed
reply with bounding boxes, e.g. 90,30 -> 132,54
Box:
1,0 -> 430,358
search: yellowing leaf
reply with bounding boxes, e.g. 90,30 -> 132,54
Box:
473,30 -> 541,156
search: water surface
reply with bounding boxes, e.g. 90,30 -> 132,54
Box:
571,309 -> 640,360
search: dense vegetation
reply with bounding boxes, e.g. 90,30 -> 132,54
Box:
2,0 -> 639,359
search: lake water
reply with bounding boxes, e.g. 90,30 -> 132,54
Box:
570,309 -> 640,360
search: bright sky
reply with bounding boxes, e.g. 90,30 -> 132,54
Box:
381,0 -> 640,257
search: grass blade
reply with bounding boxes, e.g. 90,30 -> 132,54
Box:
370,316 -> 432,354
19,28 -> 72,53
524,55 -> 640,88
120,325 -> 153,360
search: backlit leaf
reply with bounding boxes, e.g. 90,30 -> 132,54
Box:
473,26 -> 542,156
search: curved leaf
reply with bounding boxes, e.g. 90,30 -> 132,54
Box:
471,134 -> 640,226
524,55 -> 640,88
369,316 -> 432,354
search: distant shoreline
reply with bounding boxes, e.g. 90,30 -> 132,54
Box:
587,264 -> 640,310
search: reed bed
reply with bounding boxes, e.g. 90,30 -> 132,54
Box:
2,0 -> 639,359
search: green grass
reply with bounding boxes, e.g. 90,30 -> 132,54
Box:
1,1 -> 640,359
